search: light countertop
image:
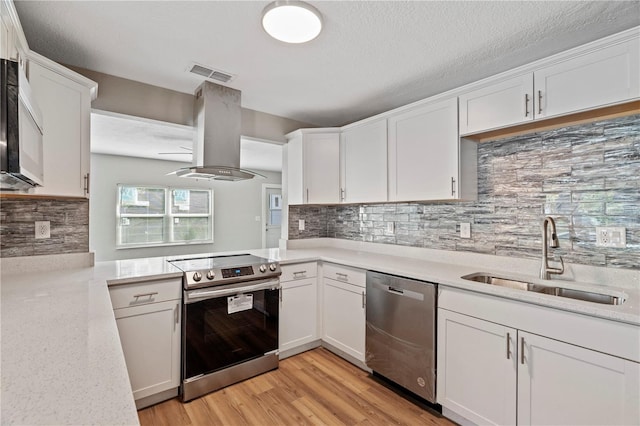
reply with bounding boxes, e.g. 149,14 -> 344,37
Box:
1,242 -> 638,425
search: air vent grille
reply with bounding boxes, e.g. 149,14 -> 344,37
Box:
188,62 -> 234,83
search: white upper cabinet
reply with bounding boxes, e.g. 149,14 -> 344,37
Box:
1,0 -> 27,68
286,129 -> 340,205
388,98 -> 475,201
534,37 -> 640,119
340,119 -> 387,203
459,32 -> 640,135
28,52 -> 97,198
459,74 -> 534,135
0,11 -> 9,59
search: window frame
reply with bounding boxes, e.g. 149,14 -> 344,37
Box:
116,184 -> 214,249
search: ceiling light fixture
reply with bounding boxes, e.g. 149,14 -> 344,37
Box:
262,1 -> 323,44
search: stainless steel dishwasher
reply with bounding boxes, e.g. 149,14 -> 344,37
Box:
365,270 -> 437,403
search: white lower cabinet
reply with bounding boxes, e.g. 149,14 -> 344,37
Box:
109,278 -> 181,409
517,331 -> 639,426
322,264 -> 366,362
438,288 -> 640,426
279,262 -> 318,354
437,309 -> 516,425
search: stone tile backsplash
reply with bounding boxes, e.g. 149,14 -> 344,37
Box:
0,198 -> 89,257
289,114 -> 640,270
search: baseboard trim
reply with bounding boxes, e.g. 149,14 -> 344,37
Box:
279,340 -> 322,359
135,387 -> 179,410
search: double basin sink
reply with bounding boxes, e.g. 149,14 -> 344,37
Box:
462,273 -> 625,305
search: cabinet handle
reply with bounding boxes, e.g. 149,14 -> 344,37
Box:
506,332 -> 511,359
340,188 -> 346,202
538,90 -> 543,114
293,271 -> 307,278
174,304 -> 179,330
133,291 -> 158,299
279,287 -> 283,302
83,173 -> 90,196
451,177 -> 456,197
524,94 -> 530,117
306,188 -> 309,203
362,291 -> 366,309
336,272 -> 348,281
520,337 -> 525,365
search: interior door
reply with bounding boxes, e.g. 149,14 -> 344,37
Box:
263,185 -> 282,249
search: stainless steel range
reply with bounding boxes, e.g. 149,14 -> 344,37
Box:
168,254 -> 281,402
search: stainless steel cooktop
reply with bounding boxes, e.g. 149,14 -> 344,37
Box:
168,254 -> 281,289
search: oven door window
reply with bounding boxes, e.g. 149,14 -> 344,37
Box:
184,288 -> 278,380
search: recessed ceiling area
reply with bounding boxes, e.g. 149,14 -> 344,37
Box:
14,1 -> 640,127
91,112 -> 283,172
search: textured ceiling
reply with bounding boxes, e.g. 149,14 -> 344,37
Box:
14,1 -> 640,126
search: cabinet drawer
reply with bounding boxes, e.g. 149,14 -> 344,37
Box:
281,277 -> 316,291
110,278 -> 182,310
323,263 -> 366,288
281,262 -> 318,282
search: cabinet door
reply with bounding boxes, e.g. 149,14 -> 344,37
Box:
285,135 -> 304,205
304,133 -> 340,204
437,309 -> 517,426
534,38 -> 640,119
341,119 -> 387,203
279,277 -> 318,352
0,13 -> 9,60
114,300 -> 181,401
388,98 -> 459,201
29,61 -> 91,198
459,73 -> 534,135
323,278 -> 366,361
517,331 -> 640,426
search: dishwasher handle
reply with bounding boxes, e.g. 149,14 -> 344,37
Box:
371,281 -> 425,301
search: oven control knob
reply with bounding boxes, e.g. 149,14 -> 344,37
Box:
269,263 -> 277,272
206,270 -> 215,280
192,272 -> 202,282
259,264 -> 267,273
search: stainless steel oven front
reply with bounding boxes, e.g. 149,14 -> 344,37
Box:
182,278 -> 280,402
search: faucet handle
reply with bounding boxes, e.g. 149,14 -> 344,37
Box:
550,255 -> 565,276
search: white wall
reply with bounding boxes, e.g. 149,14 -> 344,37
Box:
90,153 -> 281,261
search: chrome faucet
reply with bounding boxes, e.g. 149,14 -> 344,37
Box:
540,216 -> 564,280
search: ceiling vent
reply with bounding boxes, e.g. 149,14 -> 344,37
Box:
188,62 -> 234,83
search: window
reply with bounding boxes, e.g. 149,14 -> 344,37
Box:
117,185 -> 213,248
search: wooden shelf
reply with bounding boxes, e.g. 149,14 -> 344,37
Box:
464,101 -> 640,143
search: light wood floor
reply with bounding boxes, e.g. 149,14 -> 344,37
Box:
139,348 -> 454,426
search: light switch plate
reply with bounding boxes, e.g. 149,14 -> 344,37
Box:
298,219 -> 305,231
460,223 -> 471,239
596,227 -> 626,248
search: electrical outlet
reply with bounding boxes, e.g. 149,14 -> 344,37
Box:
298,219 -> 305,231
596,227 -> 626,248
386,222 -> 395,233
35,221 -> 50,239
460,223 -> 471,239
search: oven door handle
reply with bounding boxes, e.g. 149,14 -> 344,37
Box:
185,279 -> 280,303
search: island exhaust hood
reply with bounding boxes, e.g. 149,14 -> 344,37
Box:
172,81 -> 264,181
